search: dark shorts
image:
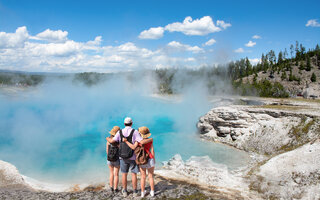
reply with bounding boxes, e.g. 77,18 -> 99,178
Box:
120,159 -> 139,174
107,160 -> 120,167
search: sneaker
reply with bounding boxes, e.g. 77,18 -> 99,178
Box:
110,187 -> 114,193
114,188 -> 119,193
141,191 -> 145,198
133,189 -> 138,197
122,189 -> 128,197
150,190 -> 155,197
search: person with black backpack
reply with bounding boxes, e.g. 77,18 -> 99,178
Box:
106,126 -> 120,193
106,117 -> 152,197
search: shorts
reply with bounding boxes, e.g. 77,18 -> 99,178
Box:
139,158 -> 155,169
107,160 -> 120,167
120,159 -> 139,174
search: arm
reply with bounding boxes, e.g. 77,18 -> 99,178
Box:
106,141 -> 109,154
150,144 -> 155,159
107,132 -> 120,144
139,138 -> 153,145
106,137 -> 116,144
125,141 -> 139,150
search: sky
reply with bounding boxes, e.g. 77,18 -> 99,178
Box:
0,0 -> 319,73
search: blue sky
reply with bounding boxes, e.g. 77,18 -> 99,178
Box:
0,0 -> 319,72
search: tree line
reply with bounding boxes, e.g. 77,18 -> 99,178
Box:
155,42 -> 320,97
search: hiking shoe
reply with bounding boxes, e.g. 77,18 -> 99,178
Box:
133,189 -> 139,197
141,191 -> 145,198
122,189 -> 128,197
150,190 -> 155,197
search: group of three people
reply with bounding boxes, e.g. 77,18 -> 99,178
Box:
106,117 -> 155,198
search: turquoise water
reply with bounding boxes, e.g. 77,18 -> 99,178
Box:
0,81 -> 249,183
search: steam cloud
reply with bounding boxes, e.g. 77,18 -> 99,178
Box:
0,72 -> 211,182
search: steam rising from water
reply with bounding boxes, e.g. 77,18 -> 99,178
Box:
0,73 -> 248,184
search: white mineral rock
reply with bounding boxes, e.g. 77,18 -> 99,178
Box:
0,160 -> 27,188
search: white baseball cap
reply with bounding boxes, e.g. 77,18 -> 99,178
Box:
124,117 -> 133,124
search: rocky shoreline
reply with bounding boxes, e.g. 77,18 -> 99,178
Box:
0,159 -> 228,200
197,97 -> 320,199
0,172 -> 235,200
0,178 -> 209,200
1,97 -> 320,199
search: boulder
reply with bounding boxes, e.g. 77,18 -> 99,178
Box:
0,160 -> 28,189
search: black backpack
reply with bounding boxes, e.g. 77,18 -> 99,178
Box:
119,129 -> 135,159
107,142 -> 119,162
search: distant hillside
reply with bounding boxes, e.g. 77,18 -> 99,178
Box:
243,56 -> 320,97
1,42 -> 319,99
231,43 -> 320,98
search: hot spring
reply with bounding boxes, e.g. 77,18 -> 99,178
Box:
0,76 -> 249,184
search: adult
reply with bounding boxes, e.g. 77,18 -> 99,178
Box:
106,117 -> 152,197
124,126 -> 155,197
106,126 -> 120,193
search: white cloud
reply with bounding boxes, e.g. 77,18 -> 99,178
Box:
306,19 -> 320,27
26,40 -> 81,57
234,48 -> 244,53
164,16 -> 222,36
117,42 -> 139,52
33,29 -> 68,43
86,36 -> 102,46
0,26 -> 216,72
186,57 -> 196,62
0,26 -> 29,49
216,20 -> 231,29
138,16 -> 231,39
252,35 -> 261,39
245,40 -> 256,47
167,41 -> 203,53
203,38 -> 216,46
249,58 -> 260,65
138,27 -> 164,39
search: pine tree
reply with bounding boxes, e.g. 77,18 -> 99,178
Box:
311,73 -> 317,82
300,44 -> 306,59
284,48 -> 288,60
290,44 -> 294,58
317,52 -> 320,68
278,51 -> 283,64
316,44 -> 320,52
299,62 -> 305,70
253,73 -> 257,84
295,41 -> 300,59
245,57 -> 252,76
289,70 -> 294,81
306,55 -> 311,71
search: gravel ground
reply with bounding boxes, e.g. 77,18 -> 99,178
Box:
0,176 -> 230,200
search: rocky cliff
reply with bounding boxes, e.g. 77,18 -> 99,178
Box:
197,97 -> 320,199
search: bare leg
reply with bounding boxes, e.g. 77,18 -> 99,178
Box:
140,167 -> 147,192
148,167 -> 155,191
114,166 -> 120,189
108,165 -> 114,188
122,173 -> 128,190
132,172 -> 137,190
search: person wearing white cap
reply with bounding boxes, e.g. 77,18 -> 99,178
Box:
106,117 -> 152,197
